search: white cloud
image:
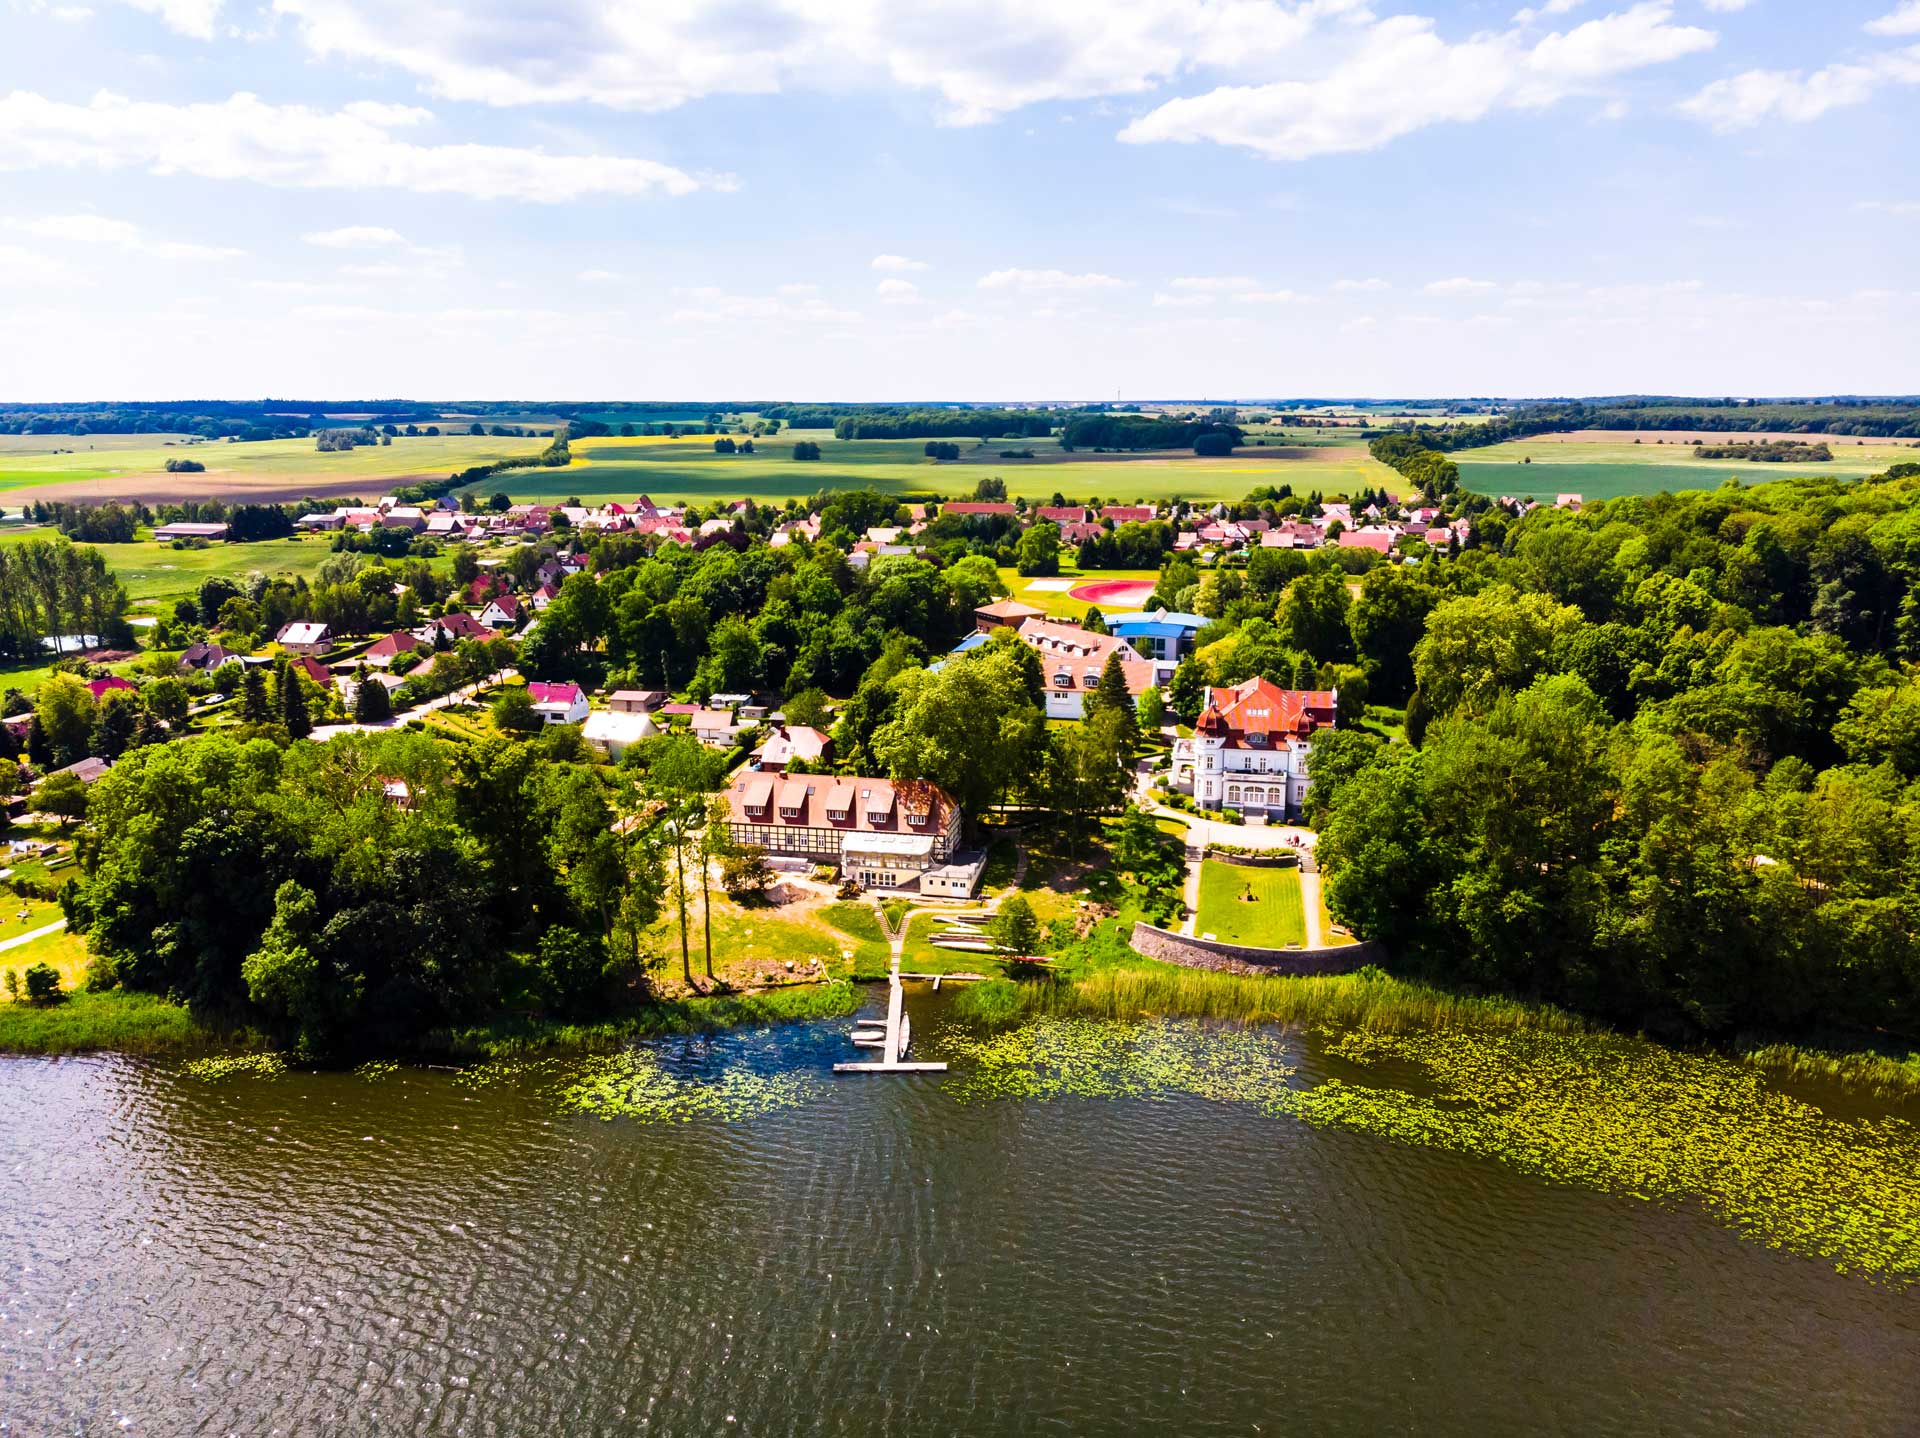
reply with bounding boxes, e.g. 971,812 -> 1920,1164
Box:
1426,277 -> 1499,295
20,1 -> 96,20
0,244 -> 84,286
876,277 -> 921,302
268,0 -> 1372,125
1857,199 -> 1920,215
1700,0 -> 1750,9
1152,291 -> 1213,307
119,0 -> 224,40
1237,289 -> 1304,303
576,268 -> 625,283
872,253 -> 930,272
1333,277 -> 1390,291
670,287 -> 861,324
1121,4 -> 1715,160
1866,1 -> 1920,35
1680,48 -> 1920,131
978,267 -> 1130,292
303,225 -> 408,248
6,212 -> 242,259
1169,274 -> 1260,291
0,90 -> 729,202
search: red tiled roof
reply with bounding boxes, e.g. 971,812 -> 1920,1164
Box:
728,774 -> 953,836
528,681 -> 583,706
365,631 -> 418,660
941,502 -> 1016,516
1036,506 -> 1088,524
1195,678 -> 1335,740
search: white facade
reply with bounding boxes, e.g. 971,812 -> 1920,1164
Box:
1177,733 -> 1313,817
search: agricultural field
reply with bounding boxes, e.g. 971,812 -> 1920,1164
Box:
0,432 -> 550,505
1194,860 -> 1306,947
1457,432 -> 1920,503
479,430 -> 1401,509
104,534 -> 343,608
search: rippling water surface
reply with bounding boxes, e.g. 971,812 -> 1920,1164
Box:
3,992 -> 1916,1436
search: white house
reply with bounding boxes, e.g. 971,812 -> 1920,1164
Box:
527,681 -> 589,725
276,622 -> 332,656
1173,677 -> 1336,820
582,707 -> 659,758
479,595 -> 523,629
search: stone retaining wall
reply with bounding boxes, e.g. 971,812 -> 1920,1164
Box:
1129,922 -> 1380,977
1202,849 -> 1301,869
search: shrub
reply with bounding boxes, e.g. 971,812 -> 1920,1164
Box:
23,962 -> 63,1004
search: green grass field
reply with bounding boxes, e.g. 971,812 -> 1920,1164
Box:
1456,433 -> 1919,502
109,535 -> 342,606
1194,860 -> 1306,947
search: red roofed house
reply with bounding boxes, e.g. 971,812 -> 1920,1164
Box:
723,773 -> 982,896
527,681 -> 589,725
362,631 -> 419,668
1012,618 -> 1175,720
420,612 -> 492,645
974,598 -> 1045,635
287,656 -> 330,688
940,502 -> 1017,520
479,594 -> 523,629
466,575 -> 510,605
1337,528 -> 1396,554
1036,506 -> 1089,524
86,676 -> 137,702
1177,677 -> 1337,820
1101,505 -> 1157,524
750,724 -> 833,771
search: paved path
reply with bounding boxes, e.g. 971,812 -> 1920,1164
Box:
0,918 -> 67,954
312,668 -> 517,740
1299,868 -> 1325,949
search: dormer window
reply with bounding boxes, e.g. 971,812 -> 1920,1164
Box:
1054,671 -> 1072,688
1248,733 -> 1266,747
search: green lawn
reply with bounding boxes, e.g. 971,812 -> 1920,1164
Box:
1455,433 -> 1919,503
0,924 -> 88,996
1194,861 -> 1306,947
900,913 -> 1006,974
109,534 -> 344,607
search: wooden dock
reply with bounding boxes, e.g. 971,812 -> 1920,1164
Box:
833,959 -> 948,1074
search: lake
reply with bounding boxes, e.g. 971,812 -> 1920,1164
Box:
3,989 -> 1917,1436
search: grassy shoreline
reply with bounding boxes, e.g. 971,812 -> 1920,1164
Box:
0,980 -> 866,1061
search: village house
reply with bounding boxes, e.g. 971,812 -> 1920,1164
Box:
581,708 -> 658,758
151,521 -> 230,542
1100,505 -> 1157,524
479,594 -> 523,629
276,622 -> 332,656
750,724 -> 833,771
417,612 -> 493,645
527,681 -> 589,726
608,689 -> 666,713
1172,677 -> 1337,821
722,773 -> 984,895
361,631 -> 419,668
1036,505 -> 1089,524
691,707 -> 741,746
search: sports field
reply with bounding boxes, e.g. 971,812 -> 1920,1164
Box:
993,566 -> 1165,619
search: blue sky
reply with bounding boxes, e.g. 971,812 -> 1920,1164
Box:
3,0 -> 1917,401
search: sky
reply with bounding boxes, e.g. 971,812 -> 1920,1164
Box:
2,0 -> 1918,402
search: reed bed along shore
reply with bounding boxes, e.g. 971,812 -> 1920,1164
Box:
955,966 -> 1920,1102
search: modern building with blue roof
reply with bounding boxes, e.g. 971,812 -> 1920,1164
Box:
1102,610 -> 1207,661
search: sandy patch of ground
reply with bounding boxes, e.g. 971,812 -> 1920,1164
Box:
1022,578 -> 1078,592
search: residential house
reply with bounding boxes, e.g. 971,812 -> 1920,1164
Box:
1337,528 -> 1396,554
287,656 -> 330,688
1013,618 -> 1173,720
479,594 -> 523,629
608,689 -> 666,713
940,502 -> 1017,522
722,773 -> 982,895
1036,506 -> 1089,524
531,581 -> 562,612
276,622 -> 332,656
581,708 -> 659,759
178,641 -> 235,675
1100,505 -> 1157,524
417,612 -> 492,646
44,756 -> 110,786
1174,677 -> 1336,820
295,511 -> 346,531
691,707 -> 741,746
527,681 -> 589,725
362,631 -> 420,668
380,507 -> 428,532
751,724 -> 833,771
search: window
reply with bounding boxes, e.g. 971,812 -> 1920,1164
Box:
1054,672 -> 1072,688
1227,786 -> 1242,803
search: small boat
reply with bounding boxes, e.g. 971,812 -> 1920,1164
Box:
898,1013 -> 911,1060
